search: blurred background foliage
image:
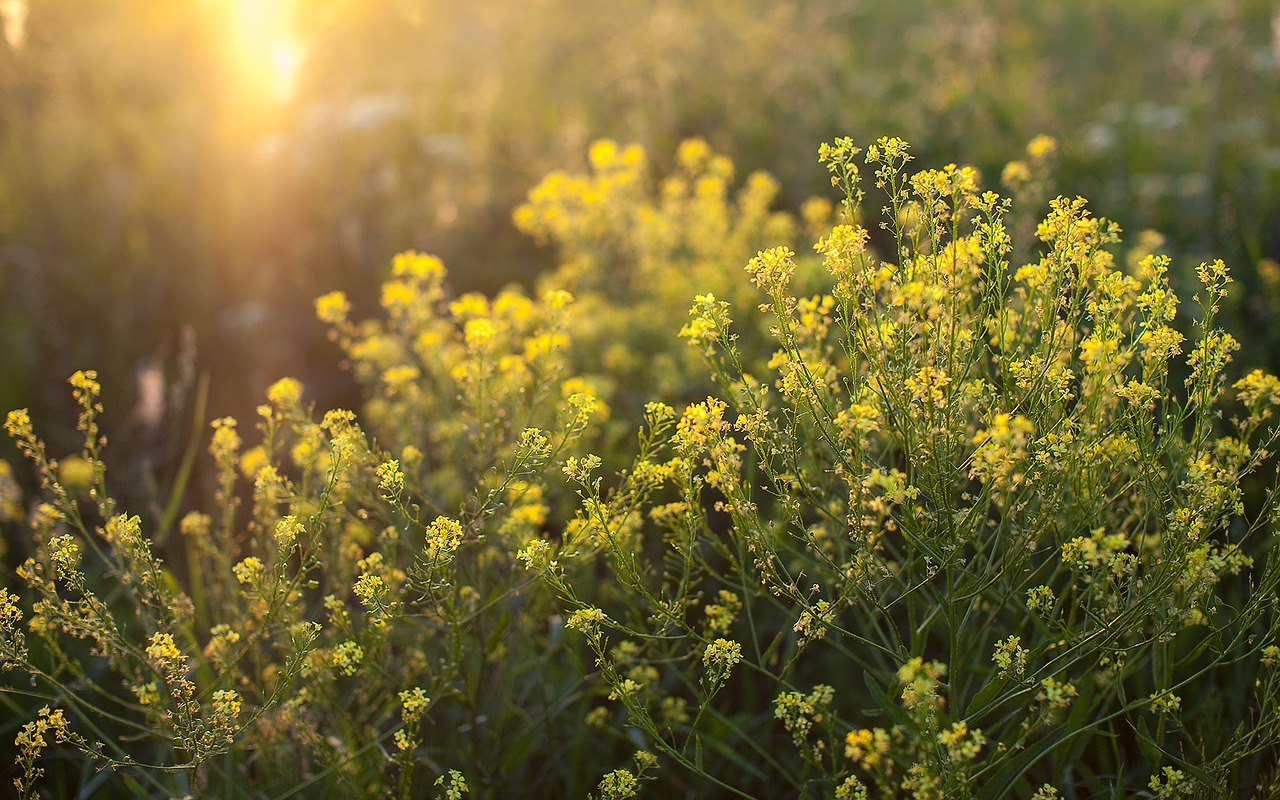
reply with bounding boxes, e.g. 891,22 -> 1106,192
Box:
2,0 -> 1279,497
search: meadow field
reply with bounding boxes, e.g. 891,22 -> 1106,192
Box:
2,1 -> 1280,797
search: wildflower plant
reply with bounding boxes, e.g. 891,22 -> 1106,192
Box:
514,137 -> 830,427
526,136 -> 1280,797
1,252 -> 606,795
4,135 -> 1280,799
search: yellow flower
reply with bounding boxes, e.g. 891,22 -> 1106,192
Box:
992,635 -> 1027,678
376,459 -> 404,496
449,293 -> 490,321
4,408 -> 33,440
746,246 -> 797,294
400,445 -> 424,466
463,318 -> 496,349
905,366 -> 951,408
566,607 -> 608,636
209,417 -> 240,463
938,721 -> 985,760
702,638 -> 742,673
425,516 -> 464,558
353,573 -> 387,608
493,291 -> 533,324
543,288 -> 574,310
399,687 -> 430,722
677,138 -> 711,171
145,632 -> 183,666
330,641 -> 364,676
314,290 -> 350,325
238,445 -> 268,479
1026,134 -> 1058,161
1002,160 -> 1031,187
844,728 -> 874,761
510,503 -> 548,528
380,280 -> 416,313
266,377 -> 304,407
1234,369 -> 1280,417
1036,678 -> 1078,713
391,250 -> 445,280
133,681 -> 160,706
1149,690 -> 1181,714
212,689 -> 242,718
562,380 -> 605,422
233,557 -> 264,585
68,369 -> 100,397
204,624 -> 241,663
589,139 -> 620,170
516,537 -> 555,571
1116,380 -> 1159,411
48,535 -> 79,577
56,455 -> 95,495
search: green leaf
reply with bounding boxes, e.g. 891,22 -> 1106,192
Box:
1135,716 -> 1163,765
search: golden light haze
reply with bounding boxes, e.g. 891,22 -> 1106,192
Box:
1,0 -> 27,49
221,0 -> 305,102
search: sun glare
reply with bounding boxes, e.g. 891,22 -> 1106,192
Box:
2,0 -> 28,50
267,38 -> 305,100
224,0 -> 305,102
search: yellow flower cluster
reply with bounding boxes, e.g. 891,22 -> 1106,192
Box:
0,587 -> 26,664
209,417 -> 241,468
434,769 -> 469,800
991,635 -> 1027,679
937,720 -> 985,761
747,246 -> 798,295
567,606 -> 609,638
399,687 -> 430,721
144,632 -> 183,668
330,641 -> 363,676
233,557 -> 264,586
211,689 -> 242,720
701,638 -> 743,683
897,658 -> 947,720
424,516 -> 464,561
314,290 -> 351,325
1035,678 -> 1078,716
274,515 -> 303,549
203,623 -> 240,665
844,727 -> 892,771
969,413 -> 1035,491
702,590 -> 741,636
14,706 -> 71,798
266,376 -> 304,408
594,768 -> 639,800
1234,368 -> 1280,424
773,684 -> 835,753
